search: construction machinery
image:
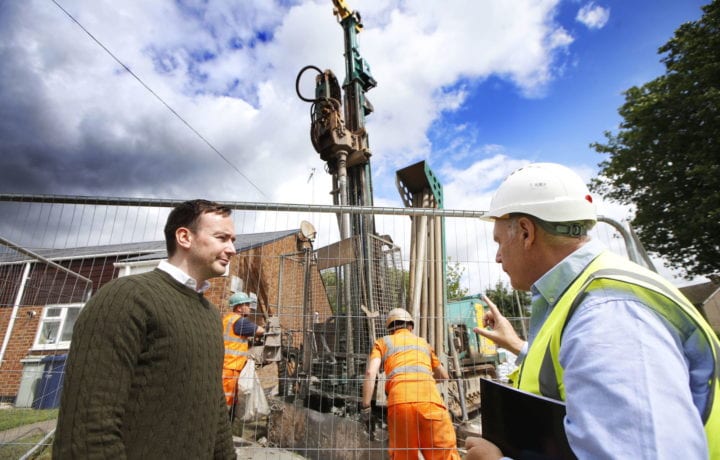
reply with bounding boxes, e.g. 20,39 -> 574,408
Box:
289,0 -> 401,407
271,1 -> 487,455
446,295 -> 499,420
289,0 -> 455,404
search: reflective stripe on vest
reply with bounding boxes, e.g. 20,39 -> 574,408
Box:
516,251 -> 720,457
381,335 -> 431,364
386,365 -> 433,379
381,334 -> 434,380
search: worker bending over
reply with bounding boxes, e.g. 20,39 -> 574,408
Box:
222,291 -> 265,420
362,308 -> 460,460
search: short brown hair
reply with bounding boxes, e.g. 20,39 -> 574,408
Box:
164,200 -> 232,257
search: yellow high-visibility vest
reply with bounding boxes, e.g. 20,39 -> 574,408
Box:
514,251 -> 719,457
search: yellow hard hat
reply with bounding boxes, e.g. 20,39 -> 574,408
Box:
385,308 -> 413,330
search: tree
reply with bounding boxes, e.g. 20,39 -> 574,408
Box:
485,280 -> 530,318
446,258 -> 468,300
590,1 -> 720,279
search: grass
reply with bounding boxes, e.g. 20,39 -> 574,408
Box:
0,408 -> 57,459
0,432 -> 52,459
0,408 -> 58,431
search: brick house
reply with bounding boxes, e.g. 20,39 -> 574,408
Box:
0,228 -> 332,405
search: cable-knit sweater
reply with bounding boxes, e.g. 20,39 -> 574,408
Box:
53,269 -> 235,459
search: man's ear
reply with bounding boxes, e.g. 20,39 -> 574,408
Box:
175,227 -> 192,250
517,216 -> 536,248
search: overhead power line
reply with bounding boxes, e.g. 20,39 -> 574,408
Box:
50,0 -> 268,199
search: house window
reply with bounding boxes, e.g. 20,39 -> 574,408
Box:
33,303 -> 83,350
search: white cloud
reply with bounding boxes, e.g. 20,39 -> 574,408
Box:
576,2 -> 610,30
0,0 -> 701,291
0,0 -> 580,205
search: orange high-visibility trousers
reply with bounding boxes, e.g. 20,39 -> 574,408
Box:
222,368 -> 241,410
387,402 -> 461,460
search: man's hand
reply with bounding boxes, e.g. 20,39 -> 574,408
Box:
465,436 -> 503,460
359,406 -> 374,436
473,294 -> 525,354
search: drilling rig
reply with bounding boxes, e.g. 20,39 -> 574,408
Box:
269,1 -> 494,454
290,0 -> 404,407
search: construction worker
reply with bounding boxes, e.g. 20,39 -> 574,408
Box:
466,163 -> 719,459
361,308 -> 460,460
222,291 -> 265,420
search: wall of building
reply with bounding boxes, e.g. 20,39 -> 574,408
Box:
703,290 -> 720,336
0,305 -> 48,401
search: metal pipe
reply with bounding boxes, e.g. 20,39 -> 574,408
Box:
335,153 -> 356,372
408,212 -> 417,311
434,215 -> 444,354
427,206 -> 435,346
411,214 -> 427,324
0,193 -> 494,218
337,152 -> 351,238
19,428 -> 55,460
2,197 -> 630,239
447,325 -> 469,422
0,235 -> 94,293
0,262 -> 31,367
595,215 -> 659,270
301,248 -> 314,379
627,222 -> 658,272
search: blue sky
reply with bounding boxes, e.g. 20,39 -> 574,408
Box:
430,0 -> 708,187
0,0 -> 710,213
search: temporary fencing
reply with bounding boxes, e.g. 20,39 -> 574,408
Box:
0,194 -> 641,458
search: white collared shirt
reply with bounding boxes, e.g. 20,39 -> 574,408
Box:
157,260 -> 210,293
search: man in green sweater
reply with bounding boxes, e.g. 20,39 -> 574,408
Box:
53,199 -> 238,459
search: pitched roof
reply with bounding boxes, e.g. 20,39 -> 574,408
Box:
0,229 -> 298,265
679,280 -> 720,306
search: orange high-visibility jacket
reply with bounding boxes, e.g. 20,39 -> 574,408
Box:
222,313 -> 251,371
371,329 -> 444,406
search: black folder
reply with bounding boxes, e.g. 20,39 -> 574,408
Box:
480,378 -> 577,460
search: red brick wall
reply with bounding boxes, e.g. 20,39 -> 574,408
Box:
213,235 -> 333,347
0,305 -> 48,400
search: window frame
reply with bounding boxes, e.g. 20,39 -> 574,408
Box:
31,303 -> 84,351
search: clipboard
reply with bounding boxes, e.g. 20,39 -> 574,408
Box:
480,378 -> 577,460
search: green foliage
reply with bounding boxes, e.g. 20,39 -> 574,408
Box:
321,265 -> 408,313
320,269 -> 339,313
446,259 -> 468,300
485,280 -> 530,318
591,0 -> 720,278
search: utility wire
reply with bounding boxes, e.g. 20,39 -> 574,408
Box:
50,0 -> 268,199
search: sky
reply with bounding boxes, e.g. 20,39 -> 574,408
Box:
0,0 -> 712,282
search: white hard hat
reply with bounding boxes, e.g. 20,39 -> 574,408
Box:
385,308 -> 413,330
484,163 -> 596,223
